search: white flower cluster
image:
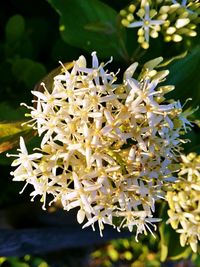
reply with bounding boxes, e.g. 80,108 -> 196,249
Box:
167,153 -> 200,253
8,53 -> 190,238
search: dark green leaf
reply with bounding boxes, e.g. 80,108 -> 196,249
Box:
51,39 -> 81,62
167,45 -> 200,107
47,0 -> 127,60
11,58 -> 46,88
169,247 -> 192,261
6,15 -> 25,43
159,220 -> 169,261
0,103 -> 25,121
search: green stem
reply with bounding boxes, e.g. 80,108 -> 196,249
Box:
130,45 -> 147,62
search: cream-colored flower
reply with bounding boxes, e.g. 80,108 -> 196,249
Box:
167,153 -> 200,252
9,53 -> 191,239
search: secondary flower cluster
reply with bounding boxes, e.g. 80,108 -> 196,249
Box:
120,0 -> 200,49
167,153 -> 200,253
8,53 -> 190,238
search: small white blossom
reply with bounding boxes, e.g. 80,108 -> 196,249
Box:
128,2 -> 164,47
171,0 -> 187,6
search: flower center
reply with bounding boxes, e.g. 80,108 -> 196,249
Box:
144,20 -> 150,26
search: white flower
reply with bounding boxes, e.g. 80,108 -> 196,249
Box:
7,137 -> 42,172
171,0 -> 187,6
128,2 -> 164,43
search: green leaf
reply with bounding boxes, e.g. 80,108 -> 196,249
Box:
0,122 -> 26,137
0,103 -> 25,121
11,58 -> 46,88
84,21 -> 115,34
6,15 -> 25,43
159,220 -> 169,262
169,247 -> 191,261
47,0 -> 127,60
167,45 -> 200,107
192,253 -> 200,266
9,257 -> 30,267
0,121 -> 34,153
158,203 -> 170,262
157,50 -> 188,68
165,46 -> 200,155
51,39 -> 81,62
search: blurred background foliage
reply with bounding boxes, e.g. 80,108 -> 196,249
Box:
0,0 -> 200,266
